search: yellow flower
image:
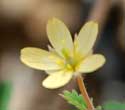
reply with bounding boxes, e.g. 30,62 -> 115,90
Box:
20,18 -> 105,89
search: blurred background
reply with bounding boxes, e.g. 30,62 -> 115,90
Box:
0,0 -> 124,110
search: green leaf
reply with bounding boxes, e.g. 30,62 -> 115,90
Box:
60,90 -> 87,110
0,81 -> 12,110
102,101 -> 125,110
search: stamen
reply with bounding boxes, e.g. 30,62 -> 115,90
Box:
66,64 -> 73,70
61,48 -> 69,59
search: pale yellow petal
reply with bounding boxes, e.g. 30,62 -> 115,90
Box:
77,54 -> 105,73
20,47 -> 64,71
45,70 -> 58,75
75,21 -> 98,56
47,18 -> 73,56
42,70 -> 73,89
47,45 -> 61,58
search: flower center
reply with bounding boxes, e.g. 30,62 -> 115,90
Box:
65,58 -> 77,71
61,48 -> 83,72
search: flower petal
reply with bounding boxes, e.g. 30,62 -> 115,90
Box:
20,47 -> 64,71
75,21 -> 98,56
42,70 -> 73,89
47,18 -> 73,56
77,54 -> 105,73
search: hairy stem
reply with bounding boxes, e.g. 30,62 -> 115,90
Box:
76,75 -> 95,110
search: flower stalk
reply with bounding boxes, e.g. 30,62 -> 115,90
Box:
76,75 -> 95,110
